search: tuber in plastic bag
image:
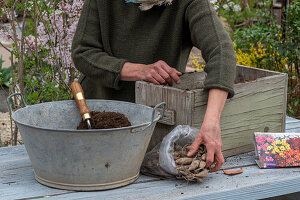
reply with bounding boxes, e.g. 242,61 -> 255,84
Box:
159,125 -> 199,175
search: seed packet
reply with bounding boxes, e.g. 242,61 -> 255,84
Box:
254,132 -> 300,168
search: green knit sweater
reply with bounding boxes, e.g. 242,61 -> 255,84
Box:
71,0 -> 237,102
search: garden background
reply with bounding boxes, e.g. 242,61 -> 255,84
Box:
0,0 -> 299,146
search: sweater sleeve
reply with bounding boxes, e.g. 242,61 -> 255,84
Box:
71,0 -> 128,89
185,0 -> 237,98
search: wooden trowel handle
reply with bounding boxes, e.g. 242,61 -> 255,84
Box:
71,81 -> 91,121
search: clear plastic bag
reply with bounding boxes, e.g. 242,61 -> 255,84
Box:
141,125 -> 199,177
140,144 -> 174,178
159,125 -> 199,175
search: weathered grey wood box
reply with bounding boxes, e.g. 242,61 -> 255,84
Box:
135,65 -> 288,157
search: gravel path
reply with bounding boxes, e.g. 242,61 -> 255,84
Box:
0,112 -> 21,146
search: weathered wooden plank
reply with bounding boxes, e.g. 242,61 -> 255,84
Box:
172,71 -> 206,90
146,81 -> 164,106
168,89 -> 187,124
194,75 -> 286,106
181,177 -> 300,200
185,91 -> 195,127
285,122 -> 300,131
286,116 -> 300,123
136,82 -> 196,150
135,81 -> 147,106
0,146 -> 161,200
156,108 -> 175,125
0,145 -> 28,162
1,126 -> 300,200
222,144 -> 255,158
285,117 -> 300,132
0,155 -> 73,200
136,82 -> 191,125
192,74 -> 287,157
281,73 -> 288,134
11,165 -> 299,200
286,127 -> 300,133
235,65 -> 279,83
222,151 -> 256,169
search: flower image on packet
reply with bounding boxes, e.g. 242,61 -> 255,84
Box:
254,132 -> 300,168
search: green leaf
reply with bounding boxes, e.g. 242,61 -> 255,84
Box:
288,109 -> 295,116
294,100 -> 299,107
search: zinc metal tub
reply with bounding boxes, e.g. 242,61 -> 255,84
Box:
7,93 -> 165,191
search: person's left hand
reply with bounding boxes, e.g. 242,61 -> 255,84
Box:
187,118 -> 225,172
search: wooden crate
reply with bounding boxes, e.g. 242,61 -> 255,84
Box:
135,65 -> 288,157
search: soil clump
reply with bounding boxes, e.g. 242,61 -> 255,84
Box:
77,111 -> 131,130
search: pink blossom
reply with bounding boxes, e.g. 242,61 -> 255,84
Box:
256,135 -> 265,144
266,156 -> 274,162
266,136 -> 275,143
261,143 -> 269,151
0,28 -> 13,42
262,145 -> 268,151
257,145 -> 262,151
1,0 -> 84,84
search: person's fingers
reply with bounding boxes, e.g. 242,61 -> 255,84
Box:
176,71 -> 183,76
153,64 -> 172,85
169,69 -> 181,84
205,143 -> 215,167
210,151 -> 225,172
162,66 -> 181,84
187,137 -> 202,157
156,67 -> 173,86
172,68 -> 182,76
146,74 -> 160,85
158,61 -> 182,76
151,71 -> 166,84
158,60 -> 181,84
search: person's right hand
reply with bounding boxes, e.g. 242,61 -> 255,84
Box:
140,60 -> 182,86
121,60 -> 182,86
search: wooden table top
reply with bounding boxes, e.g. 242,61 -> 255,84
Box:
1,116 -> 300,200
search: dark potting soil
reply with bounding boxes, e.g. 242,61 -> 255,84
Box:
77,111 -> 131,130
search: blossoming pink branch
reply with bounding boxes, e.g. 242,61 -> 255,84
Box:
0,0 -> 83,90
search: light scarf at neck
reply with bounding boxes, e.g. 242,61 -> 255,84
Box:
125,0 -> 173,11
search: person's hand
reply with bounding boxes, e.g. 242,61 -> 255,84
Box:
187,118 -> 225,172
187,88 -> 228,172
140,60 -> 182,86
120,60 -> 182,86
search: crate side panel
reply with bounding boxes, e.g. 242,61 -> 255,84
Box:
236,65 -> 281,81
136,81 -> 192,151
135,81 -> 147,104
192,75 -> 287,157
281,73 -> 288,132
222,144 -> 254,158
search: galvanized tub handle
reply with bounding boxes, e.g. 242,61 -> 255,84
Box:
152,102 -> 166,122
131,102 -> 166,133
7,93 -> 27,114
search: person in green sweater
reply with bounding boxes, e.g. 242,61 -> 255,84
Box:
71,0 -> 237,172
